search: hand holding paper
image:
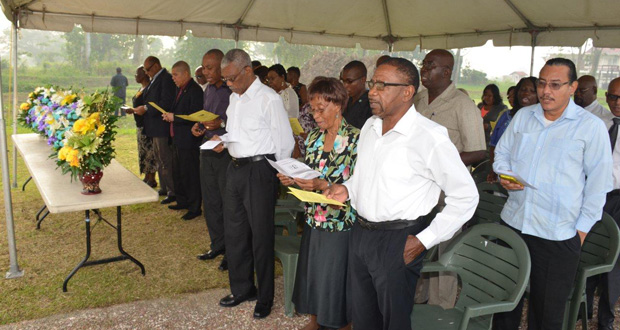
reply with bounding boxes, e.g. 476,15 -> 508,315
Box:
496,169 -> 536,189
148,102 -> 168,114
268,158 -> 321,180
176,110 -> 220,122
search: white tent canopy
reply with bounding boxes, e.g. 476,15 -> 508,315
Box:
2,0 -> 620,51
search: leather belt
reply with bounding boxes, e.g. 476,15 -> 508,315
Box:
231,154 -> 274,168
357,215 -> 423,231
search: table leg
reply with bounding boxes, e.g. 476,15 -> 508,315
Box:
35,205 -> 50,230
115,206 -> 145,275
63,210 -> 92,292
22,176 -> 32,191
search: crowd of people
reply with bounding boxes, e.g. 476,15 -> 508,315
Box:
117,47 -> 620,330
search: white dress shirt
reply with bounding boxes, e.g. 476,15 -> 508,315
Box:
586,100 -> 614,123
343,105 -> 479,249
225,77 -> 294,161
604,116 -> 620,190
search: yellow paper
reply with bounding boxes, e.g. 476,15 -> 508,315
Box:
148,102 -> 168,114
176,110 -> 220,122
289,118 -> 304,136
288,187 -> 345,207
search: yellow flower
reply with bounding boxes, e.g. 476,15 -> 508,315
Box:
73,119 -> 87,134
61,94 -> 77,106
67,149 -> 80,167
88,112 -> 100,124
20,102 -> 30,111
96,125 -> 106,137
58,146 -> 72,161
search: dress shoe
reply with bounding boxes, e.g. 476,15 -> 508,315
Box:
219,288 -> 257,307
182,211 -> 201,220
197,249 -> 224,260
218,257 -> 228,271
147,181 -> 158,188
253,302 -> 273,319
168,204 -> 188,210
160,196 -> 176,204
158,189 -> 168,196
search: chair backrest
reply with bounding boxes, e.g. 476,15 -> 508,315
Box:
469,182 -> 508,226
579,212 -> 620,278
439,224 -> 531,311
471,159 -> 491,184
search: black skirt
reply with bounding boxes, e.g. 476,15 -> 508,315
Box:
292,223 -> 351,328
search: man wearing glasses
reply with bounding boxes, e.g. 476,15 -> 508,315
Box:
413,49 -> 486,309
493,58 -> 613,329
325,58 -> 478,330
135,56 -> 177,204
574,75 -> 613,122
210,49 -> 294,319
341,60 -> 373,129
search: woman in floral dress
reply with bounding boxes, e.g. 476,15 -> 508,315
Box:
278,77 -> 359,330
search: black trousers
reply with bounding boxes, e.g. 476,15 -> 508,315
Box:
199,149 -> 231,252
493,221 -> 581,330
585,193 -> 620,329
172,146 -> 201,214
349,221 -> 427,330
223,159 -> 277,305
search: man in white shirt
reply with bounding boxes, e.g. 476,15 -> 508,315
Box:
325,58 -> 479,330
211,49 -> 294,320
575,75 -> 614,122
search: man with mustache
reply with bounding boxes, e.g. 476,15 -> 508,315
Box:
413,49 -> 486,309
325,57 -> 478,330
493,58 -> 613,329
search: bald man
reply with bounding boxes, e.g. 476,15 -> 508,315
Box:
413,49 -> 486,309
162,61 -> 204,220
575,75 -> 613,122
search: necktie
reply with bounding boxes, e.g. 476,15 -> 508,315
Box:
609,117 -> 620,152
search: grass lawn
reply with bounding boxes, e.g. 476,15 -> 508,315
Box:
0,116 -> 238,325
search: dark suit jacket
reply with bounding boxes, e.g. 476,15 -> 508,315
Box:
172,79 -> 204,150
142,68 -> 176,138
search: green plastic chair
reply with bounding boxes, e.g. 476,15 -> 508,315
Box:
412,223 -> 531,330
471,159 -> 491,184
275,199 -> 304,236
274,235 -> 302,317
468,182 -> 507,227
562,212 -> 620,330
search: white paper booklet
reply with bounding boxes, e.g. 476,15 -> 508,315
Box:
495,169 -> 537,189
268,158 -> 321,180
199,134 -> 237,150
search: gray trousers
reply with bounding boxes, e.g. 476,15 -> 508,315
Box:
152,136 -> 175,197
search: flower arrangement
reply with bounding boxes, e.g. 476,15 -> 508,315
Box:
19,86 -> 119,181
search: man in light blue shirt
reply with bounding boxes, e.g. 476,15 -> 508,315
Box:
493,58 -> 613,330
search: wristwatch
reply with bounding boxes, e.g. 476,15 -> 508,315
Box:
220,121 -> 226,128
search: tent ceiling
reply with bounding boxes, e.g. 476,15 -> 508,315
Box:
1,0 -> 620,51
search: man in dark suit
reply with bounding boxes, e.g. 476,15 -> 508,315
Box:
134,56 -> 177,204
163,61 -> 204,220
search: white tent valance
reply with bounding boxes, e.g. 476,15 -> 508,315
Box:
2,0 -> 620,50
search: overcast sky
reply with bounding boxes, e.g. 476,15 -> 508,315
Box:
0,13 -> 564,79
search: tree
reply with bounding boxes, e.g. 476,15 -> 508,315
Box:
460,65 -> 488,85
174,32 -> 235,69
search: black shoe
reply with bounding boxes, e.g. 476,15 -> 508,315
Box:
160,196 -> 176,205
219,288 -> 257,307
253,302 -> 273,319
158,189 -> 168,196
182,211 -> 201,220
168,204 -> 188,210
218,258 -> 228,271
197,249 -> 224,260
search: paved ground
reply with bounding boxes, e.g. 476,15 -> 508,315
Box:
0,276 -> 310,330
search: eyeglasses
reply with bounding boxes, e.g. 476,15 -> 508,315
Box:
340,76 -> 365,85
536,79 -> 569,91
367,80 -> 411,91
222,66 -> 248,83
308,107 -> 326,116
143,63 -> 154,73
607,92 -> 620,102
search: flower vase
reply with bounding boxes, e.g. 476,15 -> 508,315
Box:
79,168 -> 103,195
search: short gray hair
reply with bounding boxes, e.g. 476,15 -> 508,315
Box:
172,60 -> 190,73
222,49 -> 252,69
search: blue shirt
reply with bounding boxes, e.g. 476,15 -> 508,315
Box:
203,83 -> 232,140
494,100 -> 613,240
489,110 -> 512,147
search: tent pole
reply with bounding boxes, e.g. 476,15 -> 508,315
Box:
11,17 -> 18,188
0,28 -> 24,280
529,31 -> 538,76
